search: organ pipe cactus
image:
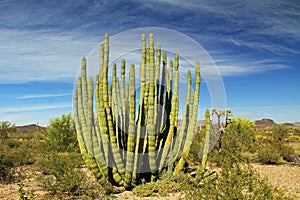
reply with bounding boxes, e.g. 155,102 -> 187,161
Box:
73,33 -> 210,189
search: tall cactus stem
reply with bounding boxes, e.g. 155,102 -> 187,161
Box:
174,60 -> 201,174
124,64 -> 137,188
197,109 -> 211,179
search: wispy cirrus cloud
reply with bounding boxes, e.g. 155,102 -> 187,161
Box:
1,0 -> 299,84
16,93 -> 72,99
0,103 -> 73,126
0,103 -> 72,114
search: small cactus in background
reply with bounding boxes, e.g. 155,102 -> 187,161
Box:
73,33 -> 210,189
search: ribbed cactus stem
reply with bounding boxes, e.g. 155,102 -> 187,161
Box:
112,63 -> 120,148
173,70 -> 191,161
119,58 -> 126,149
168,59 -> 173,101
74,76 -> 109,187
86,76 -> 94,154
174,61 -> 201,174
133,62 -> 146,182
154,43 -> 161,136
197,109 -> 211,178
124,64 -> 136,188
159,51 -> 168,131
81,57 -> 88,116
159,53 -> 179,172
103,35 -> 125,178
74,85 -> 86,154
147,33 -> 158,175
173,53 -> 179,128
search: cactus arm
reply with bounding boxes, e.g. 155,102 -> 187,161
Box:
174,60 -> 201,174
146,33 -> 158,175
102,34 -> 125,178
197,109 -> 211,179
74,85 -> 86,156
120,59 -> 127,149
124,64 -> 137,188
172,70 -> 191,161
158,53 -> 179,172
158,51 -> 167,132
154,44 -> 161,135
74,76 -> 109,186
112,63 -> 120,148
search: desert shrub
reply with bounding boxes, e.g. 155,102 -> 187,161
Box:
40,113 -> 77,152
6,139 -> 20,148
180,160 -> 294,200
272,125 -> 289,141
133,175 -> 181,197
208,117 -> 256,166
258,125 -> 295,164
0,121 -> 15,139
257,146 -> 284,164
36,151 -> 93,198
288,135 -> 300,142
293,127 -> 300,135
224,117 -> 256,152
0,151 -> 14,183
0,138 -> 36,183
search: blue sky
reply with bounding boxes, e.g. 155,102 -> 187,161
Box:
0,0 -> 299,126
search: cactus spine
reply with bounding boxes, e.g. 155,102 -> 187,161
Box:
74,33 -> 205,189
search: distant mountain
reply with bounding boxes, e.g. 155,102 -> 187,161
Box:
255,118 -> 276,129
282,122 -> 294,127
255,118 -> 300,129
15,124 -> 46,134
292,122 -> 300,127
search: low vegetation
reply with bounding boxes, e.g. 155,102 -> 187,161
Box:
257,125 -> 295,164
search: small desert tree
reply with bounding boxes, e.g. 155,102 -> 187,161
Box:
41,113 -> 77,152
213,117 -> 256,165
0,121 -> 15,139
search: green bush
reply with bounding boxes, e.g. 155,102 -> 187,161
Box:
257,145 -> 284,164
133,175 -> 181,197
224,117 -> 256,152
36,151 -> 98,198
209,117 -> 256,166
182,161 -> 294,200
40,113 -> 77,152
0,121 -> 15,139
0,152 -> 14,183
0,138 -> 36,183
257,125 -> 295,164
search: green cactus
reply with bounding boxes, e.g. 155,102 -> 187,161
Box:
197,109 -> 211,178
174,61 -> 201,174
74,33 -> 207,189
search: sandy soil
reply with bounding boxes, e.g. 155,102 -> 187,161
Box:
252,163 -> 300,199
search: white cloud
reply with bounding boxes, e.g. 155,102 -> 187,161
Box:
0,28 -> 96,83
0,0 -> 298,84
16,93 -> 72,99
0,103 -> 72,113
